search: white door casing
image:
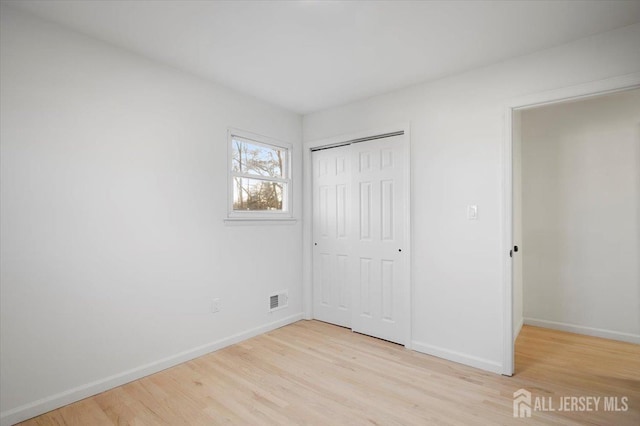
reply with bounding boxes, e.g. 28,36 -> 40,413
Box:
501,73 -> 640,376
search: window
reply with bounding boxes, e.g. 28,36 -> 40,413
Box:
228,129 -> 292,219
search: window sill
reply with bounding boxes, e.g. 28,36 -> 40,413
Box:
224,217 -> 298,226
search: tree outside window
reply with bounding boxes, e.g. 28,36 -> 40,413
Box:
230,134 -> 290,214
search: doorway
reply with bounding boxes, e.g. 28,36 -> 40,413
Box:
307,130 -> 410,345
517,89 -> 640,343
503,73 -> 640,375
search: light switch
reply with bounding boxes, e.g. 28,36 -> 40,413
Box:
467,205 -> 478,220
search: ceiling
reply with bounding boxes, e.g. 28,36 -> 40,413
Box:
6,1 -> 640,114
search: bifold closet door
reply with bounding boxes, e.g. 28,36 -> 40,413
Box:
312,135 -> 406,344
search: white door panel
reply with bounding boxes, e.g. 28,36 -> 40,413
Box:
351,136 -> 406,344
312,145 -> 352,328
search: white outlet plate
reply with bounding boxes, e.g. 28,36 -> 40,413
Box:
212,298 -> 220,313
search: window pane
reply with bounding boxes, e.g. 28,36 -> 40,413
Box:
233,177 -> 285,211
232,138 -> 285,178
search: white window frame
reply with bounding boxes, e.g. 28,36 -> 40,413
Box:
226,128 -> 293,222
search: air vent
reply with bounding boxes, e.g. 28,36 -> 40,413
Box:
269,291 -> 288,312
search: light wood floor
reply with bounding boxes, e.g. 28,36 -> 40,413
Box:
19,321 -> 640,425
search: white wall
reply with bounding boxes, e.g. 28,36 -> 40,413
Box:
521,89 -> 640,343
304,24 -> 640,372
0,6 -> 302,424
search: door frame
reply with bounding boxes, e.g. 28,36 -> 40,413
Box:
303,123 -> 412,348
501,72 -> 640,376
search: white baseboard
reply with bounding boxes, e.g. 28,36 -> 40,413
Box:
514,318 -> 524,342
0,313 -> 303,426
411,341 -> 502,375
523,317 -> 640,344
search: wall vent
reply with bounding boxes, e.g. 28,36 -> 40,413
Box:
269,291 -> 288,312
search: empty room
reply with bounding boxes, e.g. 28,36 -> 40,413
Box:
1,1 -> 639,425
